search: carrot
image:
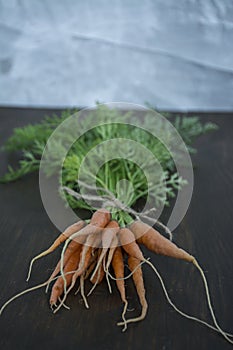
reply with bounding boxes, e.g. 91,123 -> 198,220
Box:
83,251 -> 99,280
111,247 -> 126,302
53,235 -> 98,312
80,274 -> 89,309
89,208 -> 111,228
88,249 -> 106,295
118,256 -> 148,327
105,235 -> 119,270
90,220 -> 120,281
66,243 -> 92,291
90,248 -> 105,283
78,232 -> 102,274
75,251 -> 99,301
90,262 -> 105,285
118,228 -> 145,262
111,246 -> 128,331
26,220 -> 85,281
47,233 -> 87,285
130,221 -> 195,263
50,247 -> 81,307
64,209 -> 110,246
104,235 -> 119,293
54,231 -> 103,313
101,220 -> 120,249
58,209 -> 110,299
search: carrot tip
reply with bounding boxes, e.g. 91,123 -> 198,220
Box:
122,326 -> 127,332
50,303 -> 57,311
192,257 -> 198,266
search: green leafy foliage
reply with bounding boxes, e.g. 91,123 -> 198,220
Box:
3,111 -> 72,152
1,106 -> 218,219
173,116 -> 218,153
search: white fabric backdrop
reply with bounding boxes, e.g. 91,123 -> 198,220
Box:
0,0 -> 233,110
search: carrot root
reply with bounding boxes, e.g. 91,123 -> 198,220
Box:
144,259 -> 233,343
121,300 -> 128,332
118,255 -> 148,327
58,297 -> 70,310
26,220 -> 85,281
104,235 -> 119,294
192,259 -> 233,344
0,270 -> 78,315
80,274 -> 89,309
0,280 -> 49,315
117,304 -> 148,326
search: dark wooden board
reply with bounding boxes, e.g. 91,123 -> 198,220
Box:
0,108 -> 232,350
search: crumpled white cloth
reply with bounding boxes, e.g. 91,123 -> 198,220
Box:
0,0 -> 233,110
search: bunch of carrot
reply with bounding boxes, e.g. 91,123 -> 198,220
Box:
25,208 -> 195,329
1,208 -> 233,344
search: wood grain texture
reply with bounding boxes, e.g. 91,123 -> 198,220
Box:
0,108 -> 232,350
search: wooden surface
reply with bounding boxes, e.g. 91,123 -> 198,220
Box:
0,108 -> 232,350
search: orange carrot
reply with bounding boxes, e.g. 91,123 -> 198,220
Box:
83,251 -> 99,280
27,220 -> 85,281
111,247 -> 126,303
130,221 -> 195,263
58,209 -> 111,298
89,208 -> 111,228
53,233 -> 102,313
125,255 -> 148,324
90,264 -> 105,285
111,246 -> 128,331
60,232 -> 102,299
101,220 -> 120,249
104,235 -> 119,293
60,209 -> 111,247
90,249 -> 105,285
106,235 -> 119,270
78,232 -> 102,273
118,228 -> 145,262
46,220 -> 85,250
90,220 -> 120,281
47,235 -> 86,283
50,248 -> 81,306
